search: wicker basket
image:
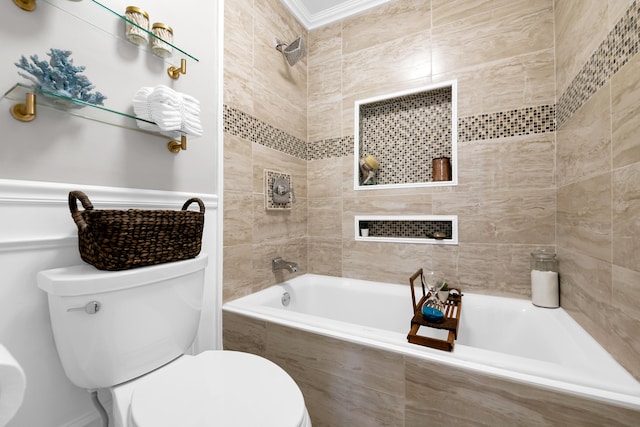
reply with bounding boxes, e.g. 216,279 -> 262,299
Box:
69,190 -> 205,271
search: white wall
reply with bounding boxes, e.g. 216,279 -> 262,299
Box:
0,0 -> 222,425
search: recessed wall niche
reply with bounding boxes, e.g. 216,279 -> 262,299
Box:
355,215 -> 458,245
354,80 -> 458,190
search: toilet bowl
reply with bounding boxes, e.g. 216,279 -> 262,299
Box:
111,352 -> 311,427
37,254 -> 311,426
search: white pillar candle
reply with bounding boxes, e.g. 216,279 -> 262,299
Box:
531,269 -> 559,308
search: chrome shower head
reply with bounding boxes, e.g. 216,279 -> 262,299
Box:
275,36 -> 307,66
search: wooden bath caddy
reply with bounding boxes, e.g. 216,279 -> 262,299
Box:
407,268 -> 462,352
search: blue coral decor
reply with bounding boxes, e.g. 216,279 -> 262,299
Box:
15,48 -> 107,106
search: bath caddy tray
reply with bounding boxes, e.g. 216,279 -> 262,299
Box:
407,268 -> 462,351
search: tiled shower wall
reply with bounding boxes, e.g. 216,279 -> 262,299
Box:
554,0 -> 640,379
223,0 -> 308,302
307,0 -> 556,295
223,0 -> 640,378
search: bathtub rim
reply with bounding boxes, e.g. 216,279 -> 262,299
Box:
223,274 -> 640,411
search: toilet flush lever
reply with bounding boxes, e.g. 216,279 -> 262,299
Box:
67,301 -> 101,314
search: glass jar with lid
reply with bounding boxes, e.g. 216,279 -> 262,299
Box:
530,250 -> 559,308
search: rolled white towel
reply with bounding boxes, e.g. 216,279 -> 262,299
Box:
132,85 -> 203,137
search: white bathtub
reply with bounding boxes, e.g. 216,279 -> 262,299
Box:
223,274 -> 640,410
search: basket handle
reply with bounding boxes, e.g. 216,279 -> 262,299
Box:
182,198 -> 205,213
68,191 -> 94,232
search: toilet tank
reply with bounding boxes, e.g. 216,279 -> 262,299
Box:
37,254 -> 208,390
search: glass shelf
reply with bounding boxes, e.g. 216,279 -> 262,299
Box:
39,0 -> 199,64
3,83 -> 168,137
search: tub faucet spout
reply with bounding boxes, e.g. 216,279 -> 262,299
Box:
272,257 -> 298,273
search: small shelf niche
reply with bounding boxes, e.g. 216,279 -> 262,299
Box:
355,215 -> 458,245
354,80 -> 458,190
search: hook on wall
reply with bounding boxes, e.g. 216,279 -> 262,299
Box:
167,135 -> 187,153
11,92 -> 36,122
13,0 -> 35,11
167,59 -> 187,79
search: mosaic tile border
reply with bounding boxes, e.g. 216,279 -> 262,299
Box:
308,136 -> 353,160
457,104 -> 556,143
225,103 -> 557,161
557,0 -> 639,127
223,105 -> 307,160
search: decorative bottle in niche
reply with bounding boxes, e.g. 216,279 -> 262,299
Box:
530,250 -> 559,308
432,157 -> 451,181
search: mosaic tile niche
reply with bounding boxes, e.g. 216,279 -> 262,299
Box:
355,215 -> 458,245
354,81 -> 458,189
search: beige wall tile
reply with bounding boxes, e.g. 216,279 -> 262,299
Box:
457,134 -> 556,192
342,239 -> 432,284
559,250 -> 640,380
612,54 -> 640,168
222,310 -> 267,353
252,194 -> 308,244
341,0 -> 431,55
223,190 -> 253,247
267,322 -> 405,391
557,173 -> 612,262
308,237 -> 342,276
308,21 -> 342,62
222,243 -> 254,303
433,189 -> 555,244
608,0 -> 635,29
307,22 -> 342,142
612,162 -> 640,271
223,0 -> 254,111
223,134 -> 253,192
265,323 -> 406,426
613,265 -> 640,320
431,0 -> 554,75
556,83 -> 612,187
554,0 -> 609,94
308,94 -> 344,142
431,0 -> 516,28
442,243 -> 546,297
406,354 -> 640,425
436,49 -> 555,117
308,157 -> 343,198
342,30 -> 432,97
558,247 -> 612,321
308,197 -> 342,238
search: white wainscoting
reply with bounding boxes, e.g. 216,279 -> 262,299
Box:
0,179 -> 218,427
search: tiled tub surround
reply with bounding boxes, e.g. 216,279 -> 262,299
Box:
223,275 -> 640,426
223,0 -> 640,388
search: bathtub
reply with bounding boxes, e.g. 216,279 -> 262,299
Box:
223,274 -> 640,412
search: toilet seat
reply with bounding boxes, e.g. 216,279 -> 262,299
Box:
123,351 -> 309,427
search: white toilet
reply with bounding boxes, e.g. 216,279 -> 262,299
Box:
37,254 -> 311,427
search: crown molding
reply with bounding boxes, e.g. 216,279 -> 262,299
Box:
280,0 -> 393,29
